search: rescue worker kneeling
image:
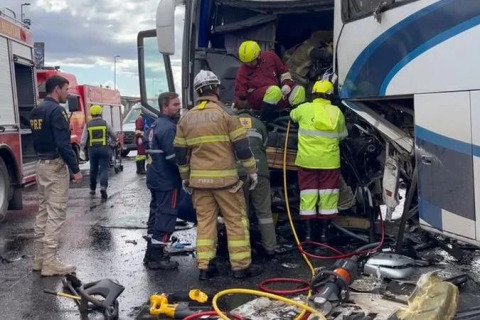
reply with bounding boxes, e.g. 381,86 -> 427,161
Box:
144,92 -> 182,270
235,40 -> 305,122
290,80 -> 348,242
174,70 -> 263,280
81,105 -> 118,200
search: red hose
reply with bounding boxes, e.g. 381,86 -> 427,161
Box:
258,210 -> 386,298
182,311 -> 244,320
258,278 -> 311,295
298,211 -> 385,260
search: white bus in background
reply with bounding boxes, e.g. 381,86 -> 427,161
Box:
137,0 -> 480,248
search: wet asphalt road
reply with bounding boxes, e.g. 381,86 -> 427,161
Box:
2,156 -> 480,319
0,157 -> 312,320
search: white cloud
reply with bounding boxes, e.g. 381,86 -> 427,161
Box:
2,0 -> 185,97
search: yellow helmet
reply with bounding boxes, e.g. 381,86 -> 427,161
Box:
90,105 -> 103,116
239,41 -> 260,63
312,80 -> 334,95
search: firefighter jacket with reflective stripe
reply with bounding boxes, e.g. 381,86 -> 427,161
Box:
174,95 -> 257,189
235,51 -> 294,105
290,98 -> 348,169
86,118 -> 108,147
235,110 -> 270,179
146,114 -> 182,191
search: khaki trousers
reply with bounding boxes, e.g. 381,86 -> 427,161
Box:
34,158 -> 70,262
193,186 -> 251,271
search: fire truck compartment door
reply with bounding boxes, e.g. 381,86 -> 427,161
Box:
11,41 -> 32,61
0,37 -> 16,126
111,106 -> 122,132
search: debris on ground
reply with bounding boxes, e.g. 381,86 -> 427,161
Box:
125,240 -> 138,245
282,263 -> 300,269
393,271 -> 459,320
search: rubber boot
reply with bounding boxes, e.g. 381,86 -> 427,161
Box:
138,160 -> 146,175
148,245 -> 179,270
199,259 -> 219,281
232,264 -> 264,279
33,241 -> 44,272
100,187 -> 108,200
318,219 -> 331,243
41,248 -> 76,277
143,237 -> 152,265
260,102 -> 276,123
303,220 -> 312,241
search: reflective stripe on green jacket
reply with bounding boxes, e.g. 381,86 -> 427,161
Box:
290,98 -> 347,169
235,110 -> 270,178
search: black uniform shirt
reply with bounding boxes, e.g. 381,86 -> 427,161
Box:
29,97 -> 80,174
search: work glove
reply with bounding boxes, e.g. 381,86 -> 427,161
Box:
182,179 -> 192,195
281,84 -> 291,96
79,150 -> 86,161
249,173 -> 258,190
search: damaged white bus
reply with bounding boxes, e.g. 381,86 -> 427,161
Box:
137,0 -> 480,249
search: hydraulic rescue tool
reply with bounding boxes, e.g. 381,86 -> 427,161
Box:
43,275 -> 125,320
310,256 -> 359,315
149,290 -> 211,319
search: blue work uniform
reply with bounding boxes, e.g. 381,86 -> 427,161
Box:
29,97 -> 80,174
145,114 -> 183,243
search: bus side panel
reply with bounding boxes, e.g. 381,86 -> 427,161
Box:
469,91 -> 480,241
415,92 -> 476,240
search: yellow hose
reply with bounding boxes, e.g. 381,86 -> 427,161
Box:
212,289 -> 326,320
212,120 -> 326,320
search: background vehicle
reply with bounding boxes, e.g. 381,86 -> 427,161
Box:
0,13 -> 36,223
139,0 -> 480,247
37,69 -> 125,164
121,102 -> 142,157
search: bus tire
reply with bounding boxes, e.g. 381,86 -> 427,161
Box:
0,158 -> 10,223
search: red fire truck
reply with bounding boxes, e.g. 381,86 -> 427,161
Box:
36,68 -> 125,165
0,14 -> 37,223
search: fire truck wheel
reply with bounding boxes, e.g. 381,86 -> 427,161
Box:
0,158 -> 10,223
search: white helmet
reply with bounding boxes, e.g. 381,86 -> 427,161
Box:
194,70 -> 221,93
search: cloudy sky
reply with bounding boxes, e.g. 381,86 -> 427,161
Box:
2,0 -> 185,98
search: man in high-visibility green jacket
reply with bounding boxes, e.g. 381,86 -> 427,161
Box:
290,80 -> 348,242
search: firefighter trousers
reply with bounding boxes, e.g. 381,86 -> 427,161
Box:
298,168 -> 340,220
33,158 -> 70,262
89,147 -> 110,190
192,186 -> 251,271
242,176 -> 277,253
149,189 -> 179,244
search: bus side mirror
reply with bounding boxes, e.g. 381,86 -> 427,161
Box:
156,0 -> 176,54
67,96 -> 80,112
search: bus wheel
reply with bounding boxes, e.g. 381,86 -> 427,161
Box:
0,158 -> 10,223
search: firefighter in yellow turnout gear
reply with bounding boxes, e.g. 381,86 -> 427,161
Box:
290,80 -> 348,242
174,70 -> 263,280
